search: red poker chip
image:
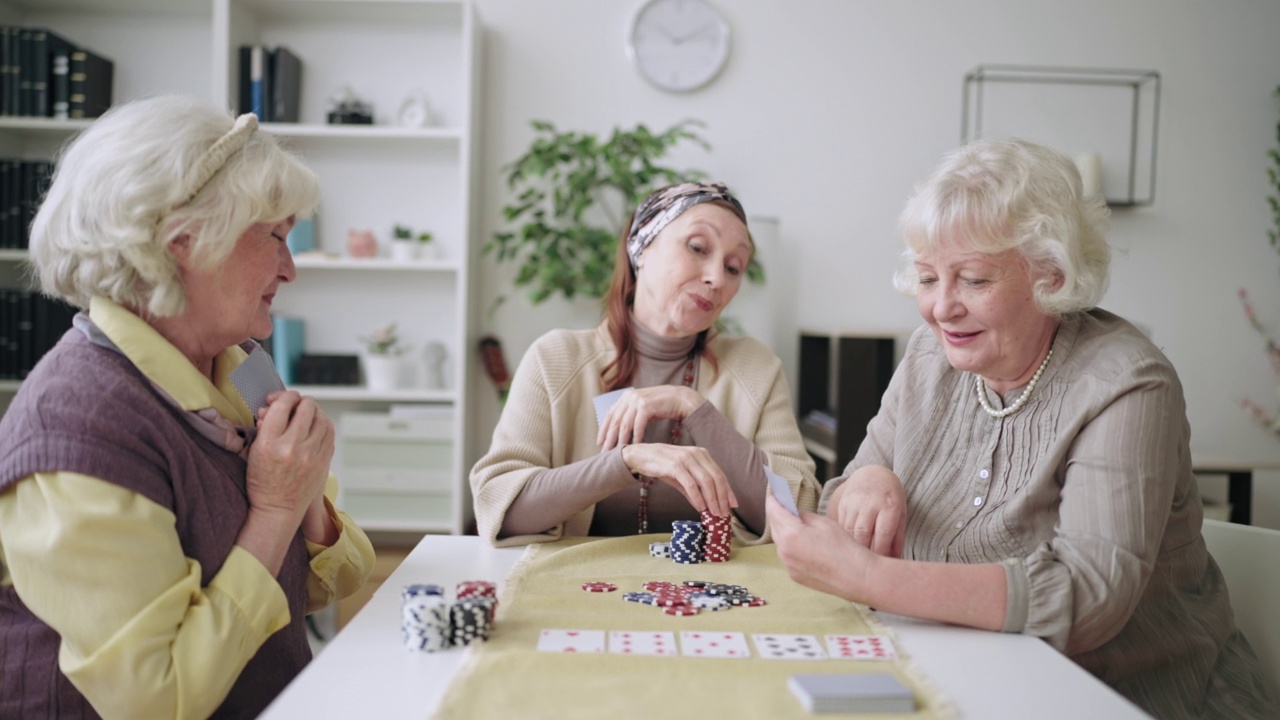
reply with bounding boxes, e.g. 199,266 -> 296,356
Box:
581,581 -> 618,592
663,605 -> 701,616
745,597 -> 767,607
643,581 -> 680,592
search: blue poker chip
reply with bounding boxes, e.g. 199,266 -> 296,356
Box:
622,591 -> 657,604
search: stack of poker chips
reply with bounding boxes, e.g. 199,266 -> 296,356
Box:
401,584 -> 451,652
651,513 -> 731,564
669,520 -> 706,564
401,580 -> 498,652
453,580 -> 498,645
699,510 -> 731,562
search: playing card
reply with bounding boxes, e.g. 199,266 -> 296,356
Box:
788,673 -> 915,713
765,466 -> 799,515
229,342 -> 287,415
679,631 -> 750,658
825,634 -> 898,660
608,630 -> 677,656
536,629 -> 605,654
753,633 -> 828,660
592,388 -> 631,427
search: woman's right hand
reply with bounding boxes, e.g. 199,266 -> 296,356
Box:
826,465 -> 906,558
246,391 -> 334,522
621,443 -> 737,518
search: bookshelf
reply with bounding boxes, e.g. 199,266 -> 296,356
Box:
797,331 -> 897,481
0,0 -> 482,535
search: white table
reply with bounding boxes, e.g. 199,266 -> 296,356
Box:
262,536 -> 1148,719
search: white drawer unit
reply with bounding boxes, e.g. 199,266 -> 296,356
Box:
338,411 -> 457,531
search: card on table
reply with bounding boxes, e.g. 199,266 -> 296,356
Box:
788,672 -> 916,714
592,388 -> 631,427
679,631 -> 751,658
825,634 -> 897,660
608,630 -> 677,656
765,466 -> 799,515
537,629 -> 605,654
753,633 -> 828,660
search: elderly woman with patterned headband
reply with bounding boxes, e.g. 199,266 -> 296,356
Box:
0,96 -> 374,719
765,138 -> 1276,718
472,182 -> 820,546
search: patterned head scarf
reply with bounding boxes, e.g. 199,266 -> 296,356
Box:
625,182 -> 746,272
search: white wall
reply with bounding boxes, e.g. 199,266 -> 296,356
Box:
469,0 -> 1280,525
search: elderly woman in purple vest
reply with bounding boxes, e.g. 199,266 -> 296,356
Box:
0,95 -> 375,719
471,182 -> 820,548
764,138 -> 1275,718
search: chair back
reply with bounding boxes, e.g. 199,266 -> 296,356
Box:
1201,519 -> 1280,699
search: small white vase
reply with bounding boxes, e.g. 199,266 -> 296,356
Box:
363,354 -> 401,391
390,240 -> 418,263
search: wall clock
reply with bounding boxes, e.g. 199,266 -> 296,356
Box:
627,0 -> 731,93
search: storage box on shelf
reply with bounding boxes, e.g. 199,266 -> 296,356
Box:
797,332 -> 897,481
0,0 -> 481,535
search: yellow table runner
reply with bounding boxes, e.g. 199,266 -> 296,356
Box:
434,535 -> 955,719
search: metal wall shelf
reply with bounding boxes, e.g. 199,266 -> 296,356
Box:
962,65 -> 1161,207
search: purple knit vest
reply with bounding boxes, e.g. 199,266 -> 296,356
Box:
0,329 -> 312,719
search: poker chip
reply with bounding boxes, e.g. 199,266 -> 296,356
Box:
663,605 -> 701,616
457,580 -> 496,599
582,581 -> 618,592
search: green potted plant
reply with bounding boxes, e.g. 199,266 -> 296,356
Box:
391,224 -> 417,263
360,322 -> 408,391
489,119 -> 762,307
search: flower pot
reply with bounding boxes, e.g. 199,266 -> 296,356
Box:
390,239 -> 418,262
363,354 -> 401,391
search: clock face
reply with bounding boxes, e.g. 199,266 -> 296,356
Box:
627,0 -> 731,93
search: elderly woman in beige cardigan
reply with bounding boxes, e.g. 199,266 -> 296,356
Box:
767,138 -> 1275,719
472,182 -> 819,547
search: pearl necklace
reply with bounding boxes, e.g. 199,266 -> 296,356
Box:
975,348 -> 1054,419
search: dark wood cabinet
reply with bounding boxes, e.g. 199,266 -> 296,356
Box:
797,332 -> 896,481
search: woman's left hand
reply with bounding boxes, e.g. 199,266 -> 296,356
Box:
598,385 -> 705,451
766,494 -> 877,603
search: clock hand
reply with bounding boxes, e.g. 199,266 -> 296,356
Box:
673,22 -> 714,44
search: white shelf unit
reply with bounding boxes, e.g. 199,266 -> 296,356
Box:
0,0 -> 481,535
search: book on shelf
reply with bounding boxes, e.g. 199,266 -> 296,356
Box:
29,28 -> 75,118
17,28 -> 32,117
49,31 -> 74,119
68,45 -> 113,119
239,44 -> 301,122
0,158 -> 51,249
0,27 -> 13,116
0,289 -> 75,380
269,315 -> 305,386
271,46 -> 301,123
248,45 -> 269,120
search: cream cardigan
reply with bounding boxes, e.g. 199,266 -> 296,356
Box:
471,324 -> 820,547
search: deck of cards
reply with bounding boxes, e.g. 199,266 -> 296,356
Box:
788,673 -> 916,714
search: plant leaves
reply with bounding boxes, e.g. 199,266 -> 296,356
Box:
491,118 -> 761,305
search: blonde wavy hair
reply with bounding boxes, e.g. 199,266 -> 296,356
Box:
30,95 -> 320,317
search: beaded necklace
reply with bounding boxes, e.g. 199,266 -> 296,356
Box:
637,351 -> 698,534
975,348 -> 1053,419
